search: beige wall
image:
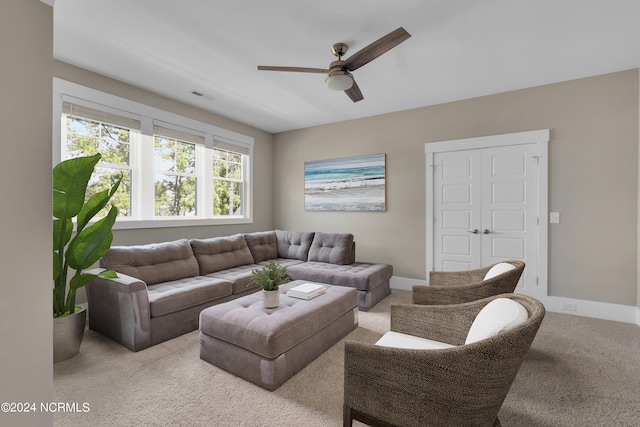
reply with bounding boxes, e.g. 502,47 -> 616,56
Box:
0,1 -> 53,425
274,70 -> 639,307
53,61 -> 276,246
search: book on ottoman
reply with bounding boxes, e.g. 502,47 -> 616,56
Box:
286,282 -> 327,300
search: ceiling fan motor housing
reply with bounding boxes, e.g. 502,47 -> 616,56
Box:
326,60 -> 354,90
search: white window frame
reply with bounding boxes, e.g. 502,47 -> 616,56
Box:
53,78 -> 254,229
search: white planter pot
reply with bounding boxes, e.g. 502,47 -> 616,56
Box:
53,306 -> 86,363
263,290 -> 279,308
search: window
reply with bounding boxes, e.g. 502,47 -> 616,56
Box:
213,148 -> 243,215
55,79 -> 254,229
153,126 -> 199,217
62,102 -> 135,217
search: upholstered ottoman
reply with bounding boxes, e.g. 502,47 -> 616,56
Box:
199,280 -> 359,391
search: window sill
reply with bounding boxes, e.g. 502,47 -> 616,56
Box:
112,217 -> 252,230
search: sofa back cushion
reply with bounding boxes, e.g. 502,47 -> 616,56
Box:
465,298 -> 529,345
244,231 -> 278,263
190,234 -> 255,275
100,239 -> 199,286
308,232 -> 354,265
275,230 -> 315,261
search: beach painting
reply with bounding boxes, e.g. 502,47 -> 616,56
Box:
304,154 -> 386,211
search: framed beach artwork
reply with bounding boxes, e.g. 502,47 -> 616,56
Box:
304,154 -> 386,211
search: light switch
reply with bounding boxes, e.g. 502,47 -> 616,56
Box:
550,212 -> 560,224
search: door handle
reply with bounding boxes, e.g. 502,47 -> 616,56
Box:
467,229 -> 479,234
483,229 -> 493,234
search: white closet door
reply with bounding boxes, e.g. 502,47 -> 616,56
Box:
431,143 -> 539,296
433,150 -> 482,272
480,143 -> 538,295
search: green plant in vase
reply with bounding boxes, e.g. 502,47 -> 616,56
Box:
53,153 -> 121,362
250,261 -> 290,308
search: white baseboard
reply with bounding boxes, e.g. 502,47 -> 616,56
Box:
390,276 -> 426,292
390,276 -> 640,326
541,296 -> 638,325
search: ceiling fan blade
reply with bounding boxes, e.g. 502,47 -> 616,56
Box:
345,80 -> 364,102
343,27 -> 411,71
257,66 -> 329,74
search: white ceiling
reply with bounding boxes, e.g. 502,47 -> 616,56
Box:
53,0 -> 640,134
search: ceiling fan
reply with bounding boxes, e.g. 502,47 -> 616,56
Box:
257,27 -> 411,102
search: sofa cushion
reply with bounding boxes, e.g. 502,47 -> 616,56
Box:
100,239 -> 199,286
147,276 -> 233,317
275,230 -> 315,261
190,235 -> 255,275
465,298 -> 529,344
206,264 -> 261,294
308,232 -> 354,265
286,261 -> 392,291
484,262 -> 516,280
244,231 -> 278,263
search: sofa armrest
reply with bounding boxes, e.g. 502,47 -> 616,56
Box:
85,268 -> 147,293
85,268 -> 152,352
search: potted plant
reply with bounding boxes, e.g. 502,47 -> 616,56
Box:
53,153 -> 122,363
250,260 -> 290,308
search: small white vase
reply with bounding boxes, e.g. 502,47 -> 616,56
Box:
263,290 -> 279,308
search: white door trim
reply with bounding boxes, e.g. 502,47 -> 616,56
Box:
426,129 -> 549,299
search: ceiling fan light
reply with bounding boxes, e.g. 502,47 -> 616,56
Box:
326,73 -> 353,91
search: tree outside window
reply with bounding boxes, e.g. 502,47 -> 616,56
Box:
154,135 -> 197,217
213,148 -> 243,216
64,115 -> 132,217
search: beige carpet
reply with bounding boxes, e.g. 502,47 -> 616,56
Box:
54,290 -> 640,426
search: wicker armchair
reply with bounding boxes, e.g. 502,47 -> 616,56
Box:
343,293 -> 545,427
413,260 -> 525,305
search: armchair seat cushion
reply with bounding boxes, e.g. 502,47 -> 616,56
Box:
375,331 -> 455,350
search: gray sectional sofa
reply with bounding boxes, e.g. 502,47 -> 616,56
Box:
86,230 -> 393,351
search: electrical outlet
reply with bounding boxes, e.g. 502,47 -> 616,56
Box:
561,302 -> 577,311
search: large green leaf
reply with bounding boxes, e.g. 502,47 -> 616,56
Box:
77,174 -> 122,231
53,153 -> 101,220
69,269 -> 118,291
69,273 -> 99,291
67,205 -> 117,271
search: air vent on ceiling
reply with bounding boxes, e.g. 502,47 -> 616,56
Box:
190,90 -> 215,101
